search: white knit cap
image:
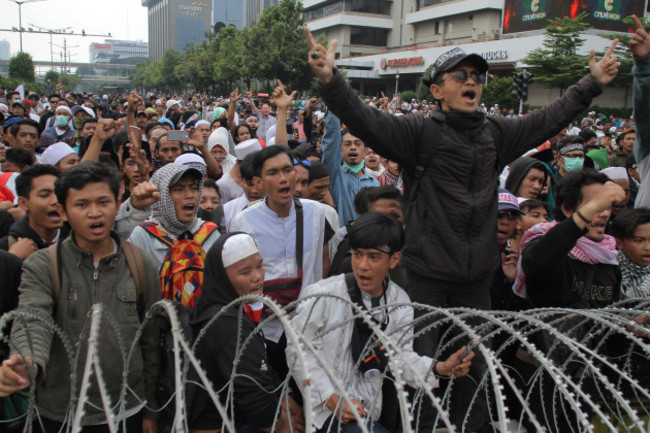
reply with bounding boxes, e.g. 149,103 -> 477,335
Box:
600,166 -> 628,181
166,99 -> 180,109
195,120 -> 210,128
234,138 -> 264,161
222,233 -> 261,268
41,142 -> 76,166
207,127 -> 229,152
175,153 -> 207,177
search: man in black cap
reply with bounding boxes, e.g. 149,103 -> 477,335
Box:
305,28 -> 621,431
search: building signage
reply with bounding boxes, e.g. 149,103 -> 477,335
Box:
179,1 -> 207,17
94,44 -> 111,49
480,50 -> 509,61
380,56 -> 424,69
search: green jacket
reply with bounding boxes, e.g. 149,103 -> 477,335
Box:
608,149 -> 630,168
10,232 -> 161,424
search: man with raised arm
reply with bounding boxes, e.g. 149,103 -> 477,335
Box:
305,27 -> 620,431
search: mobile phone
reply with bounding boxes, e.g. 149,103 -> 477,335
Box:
128,126 -> 142,151
168,130 -> 189,142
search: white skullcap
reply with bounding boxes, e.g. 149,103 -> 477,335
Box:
54,105 -> 72,115
600,166 -> 628,181
609,126 -> 617,133
207,127 -> 229,152
222,233 -> 260,268
234,138 -> 264,161
41,142 -> 76,166
175,152 -> 206,167
195,120 -> 210,128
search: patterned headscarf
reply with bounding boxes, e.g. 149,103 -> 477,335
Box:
149,163 -> 204,238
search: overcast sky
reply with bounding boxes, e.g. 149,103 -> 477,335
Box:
1,0 -> 148,63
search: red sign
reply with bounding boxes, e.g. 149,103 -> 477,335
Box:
94,43 -> 112,49
387,57 -> 424,68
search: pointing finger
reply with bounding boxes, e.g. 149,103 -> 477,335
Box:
328,39 -> 339,58
588,49 -> 596,66
604,38 -> 619,59
304,26 -> 317,49
289,90 -> 298,99
632,14 -> 643,31
276,79 -> 284,89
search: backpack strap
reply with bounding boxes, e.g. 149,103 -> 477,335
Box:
294,198 -> 303,272
141,221 -> 174,247
48,242 -> 62,306
192,221 -> 218,246
121,240 -> 147,321
345,272 -> 362,307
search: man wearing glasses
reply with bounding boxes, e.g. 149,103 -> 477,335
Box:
305,28 -> 621,431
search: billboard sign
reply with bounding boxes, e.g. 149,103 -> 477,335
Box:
503,0 -> 648,34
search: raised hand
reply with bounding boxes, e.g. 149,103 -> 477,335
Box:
589,38 -> 620,86
630,15 -> 650,58
272,79 -> 297,110
230,87 -> 241,102
94,118 -> 118,142
127,89 -> 141,110
130,181 -> 161,211
435,346 -> 475,377
305,26 -> 338,85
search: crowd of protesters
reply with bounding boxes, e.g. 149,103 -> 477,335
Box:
0,16 -> 647,433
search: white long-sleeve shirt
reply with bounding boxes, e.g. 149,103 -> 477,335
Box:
286,274 -> 438,429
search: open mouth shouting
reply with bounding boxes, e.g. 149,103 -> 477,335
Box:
47,210 -> 62,225
89,221 -> 106,236
181,203 -> 197,218
462,89 -> 478,104
278,187 -> 292,200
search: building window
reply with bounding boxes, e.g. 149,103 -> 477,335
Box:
435,21 -> 440,35
349,26 -> 388,46
304,0 -> 391,21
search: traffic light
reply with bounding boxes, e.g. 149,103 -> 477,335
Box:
512,71 -> 533,101
520,70 -> 533,102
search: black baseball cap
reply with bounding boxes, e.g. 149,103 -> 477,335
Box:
423,47 -> 489,87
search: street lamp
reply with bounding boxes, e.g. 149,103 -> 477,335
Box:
395,72 -> 400,94
11,0 -> 45,52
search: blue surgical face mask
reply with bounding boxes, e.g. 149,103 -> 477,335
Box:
563,157 -> 584,172
55,115 -> 69,127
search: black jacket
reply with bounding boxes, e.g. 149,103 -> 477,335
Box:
522,217 -> 621,308
189,232 -> 279,430
320,70 -> 603,284
0,216 -> 71,251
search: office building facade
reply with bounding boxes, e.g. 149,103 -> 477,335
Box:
213,0 -> 244,29
243,0 -> 280,27
89,40 -> 148,63
142,0 -> 213,60
0,40 -> 10,61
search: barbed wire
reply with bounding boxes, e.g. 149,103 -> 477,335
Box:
2,296 -> 650,433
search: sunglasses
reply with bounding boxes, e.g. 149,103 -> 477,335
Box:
498,210 -> 520,221
293,158 -> 311,167
444,70 -> 485,84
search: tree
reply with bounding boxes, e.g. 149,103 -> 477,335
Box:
161,49 -> 182,92
241,0 -> 311,91
44,70 -> 60,84
520,13 -> 592,94
212,25 -> 244,93
8,52 -> 35,83
480,76 -> 521,110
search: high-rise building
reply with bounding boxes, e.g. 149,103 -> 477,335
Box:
142,0 -> 213,60
0,40 -> 10,61
213,0 -> 244,29
243,0 -> 279,27
89,40 -> 148,63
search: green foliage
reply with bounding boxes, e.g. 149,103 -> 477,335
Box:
44,70 -> 59,84
59,74 -> 81,92
417,64 -> 435,101
480,76 -> 521,110
520,13 -> 592,92
8,52 -> 35,83
400,90 -> 416,102
0,75 -> 44,95
131,0 -> 311,93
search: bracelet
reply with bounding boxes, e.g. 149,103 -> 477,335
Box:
575,209 -> 591,225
